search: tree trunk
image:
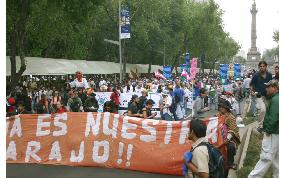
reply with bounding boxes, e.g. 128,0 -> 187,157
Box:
8,0 -> 31,93
148,51 -> 153,74
148,61 -> 152,74
9,28 -> 27,91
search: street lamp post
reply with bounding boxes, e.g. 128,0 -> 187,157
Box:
118,0 -> 122,83
104,0 -> 123,84
163,40 -> 166,66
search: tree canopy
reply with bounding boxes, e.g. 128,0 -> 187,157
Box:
7,0 -> 240,86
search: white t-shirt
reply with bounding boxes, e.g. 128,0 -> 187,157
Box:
161,95 -> 172,114
243,78 -> 252,89
184,88 -> 193,109
70,78 -> 89,89
99,80 -> 107,87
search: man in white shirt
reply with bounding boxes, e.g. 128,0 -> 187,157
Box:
70,71 -> 89,89
159,91 -> 173,121
98,77 -> 107,92
183,85 -> 193,117
243,74 -> 252,98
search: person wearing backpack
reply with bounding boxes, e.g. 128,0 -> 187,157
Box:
184,119 -> 209,178
184,119 -> 225,178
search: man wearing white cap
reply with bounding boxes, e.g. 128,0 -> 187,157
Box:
248,79 -> 279,178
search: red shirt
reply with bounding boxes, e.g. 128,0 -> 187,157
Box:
56,107 -> 67,114
110,92 -> 120,106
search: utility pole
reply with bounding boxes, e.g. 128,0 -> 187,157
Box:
118,0 -> 122,83
104,0 -> 123,84
163,41 -> 166,66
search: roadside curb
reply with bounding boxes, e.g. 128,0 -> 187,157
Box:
228,121 -> 257,177
238,122 -> 258,169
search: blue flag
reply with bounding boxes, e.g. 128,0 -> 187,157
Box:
120,8 -> 131,39
234,64 -> 241,80
163,66 -> 172,79
219,64 -> 229,84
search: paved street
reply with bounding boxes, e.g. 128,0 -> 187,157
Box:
7,164 -> 182,178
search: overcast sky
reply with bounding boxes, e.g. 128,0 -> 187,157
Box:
214,0 -> 279,54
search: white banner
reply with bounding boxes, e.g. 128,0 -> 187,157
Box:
94,92 -> 162,118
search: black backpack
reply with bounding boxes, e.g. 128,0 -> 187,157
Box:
169,96 -> 177,113
192,142 -> 225,178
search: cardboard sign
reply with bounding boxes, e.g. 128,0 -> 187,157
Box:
6,114 -> 225,175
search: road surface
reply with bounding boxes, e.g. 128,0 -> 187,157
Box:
7,164 -> 182,178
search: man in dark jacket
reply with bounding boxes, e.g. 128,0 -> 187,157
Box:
250,61 -> 273,131
84,93 -> 99,112
248,79 -> 279,178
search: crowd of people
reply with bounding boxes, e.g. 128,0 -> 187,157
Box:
6,61 -> 279,178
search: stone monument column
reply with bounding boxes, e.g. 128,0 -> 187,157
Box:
247,0 -> 261,68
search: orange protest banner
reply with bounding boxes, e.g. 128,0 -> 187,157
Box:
6,113 -> 225,175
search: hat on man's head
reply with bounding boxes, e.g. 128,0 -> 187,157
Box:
264,79 -> 279,88
218,100 -> 232,111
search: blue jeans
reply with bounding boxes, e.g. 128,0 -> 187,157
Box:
243,88 -> 250,98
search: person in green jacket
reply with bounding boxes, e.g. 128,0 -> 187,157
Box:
248,79 -> 279,178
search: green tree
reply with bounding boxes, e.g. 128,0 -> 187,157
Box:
273,30 -> 279,44
7,0 -> 241,86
